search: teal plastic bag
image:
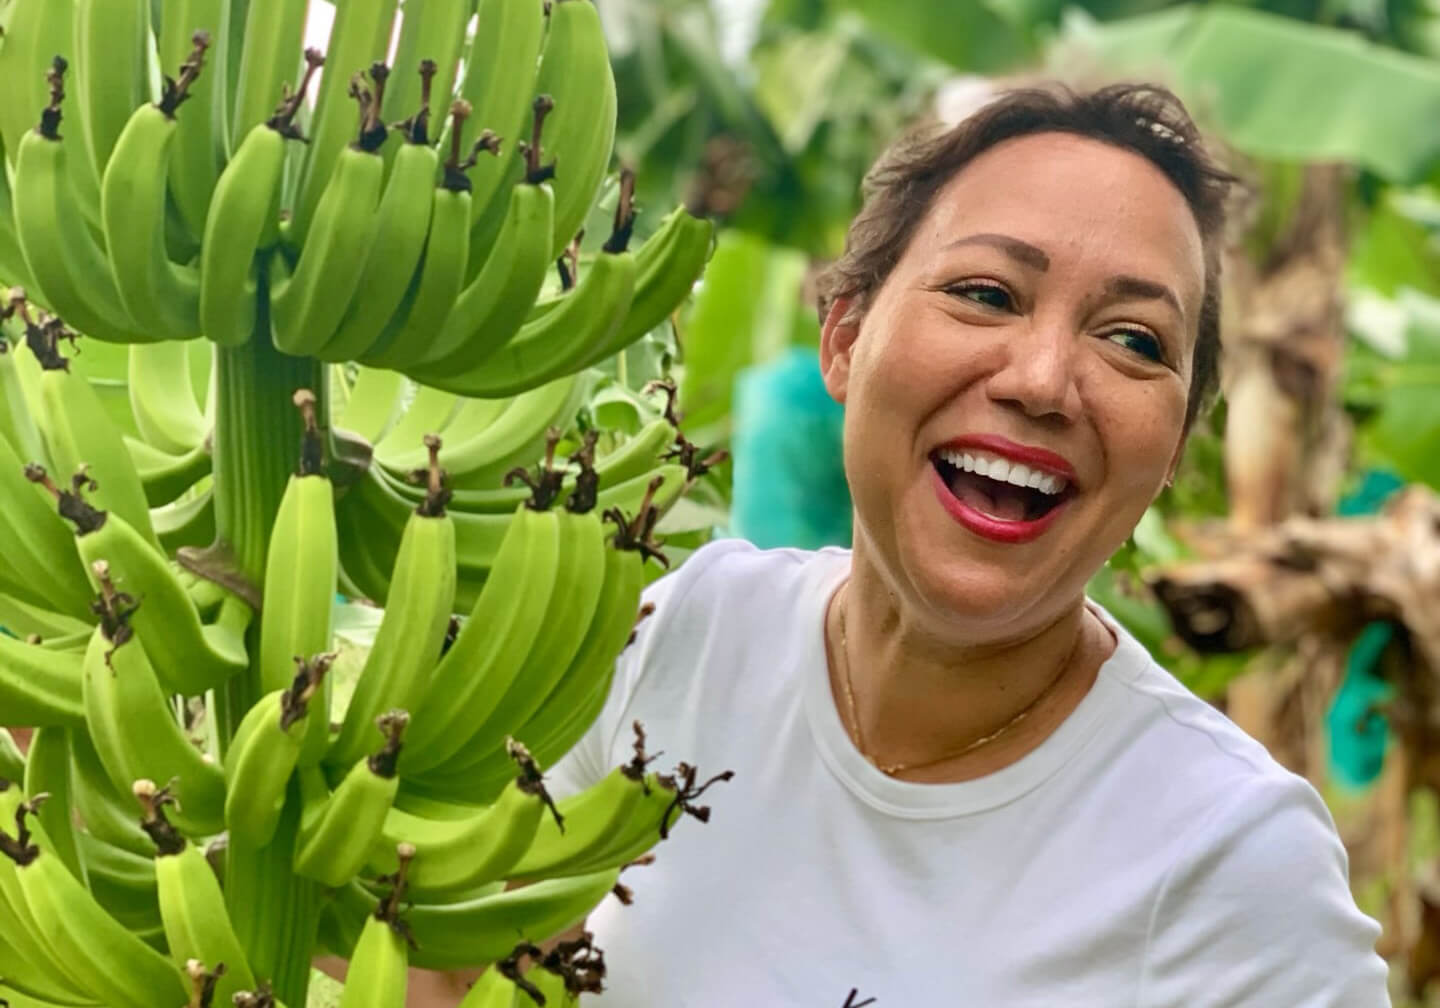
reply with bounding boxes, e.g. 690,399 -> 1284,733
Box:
730,347 -> 851,550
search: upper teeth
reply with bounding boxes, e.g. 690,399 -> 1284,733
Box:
937,448 -> 1069,495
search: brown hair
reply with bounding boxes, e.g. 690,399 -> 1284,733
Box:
816,81 -> 1238,431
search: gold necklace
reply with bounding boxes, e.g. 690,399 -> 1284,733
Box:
833,584 -> 1081,777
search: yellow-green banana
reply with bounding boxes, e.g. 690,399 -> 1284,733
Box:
230,0 -> 313,150
160,0 -> 227,242
0,623 -> 86,729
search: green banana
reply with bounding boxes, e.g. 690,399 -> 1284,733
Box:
125,436 -> 212,507
74,829 -> 164,939
0,729 -> 23,781
79,611 -> 227,838
0,436 -> 93,622
357,102 -> 482,371
73,0 -> 152,190
11,62 -> 146,343
99,36 -> 211,343
0,787 -> 190,1008
230,0 -> 313,150
0,151 -> 39,300
271,65 -> 392,356
60,499 -> 249,696
200,50 -> 320,347
450,529 -> 648,798
0,822 -> 98,1007
335,865 -> 411,1008
383,0 -> 470,167
532,0 -> 617,258
0,625 -> 85,728
21,727 -> 84,883
588,204 -> 714,364
69,727 -> 154,857
403,134 -> 554,373
0,324 -> 49,470
427,506 -> 607,784
140,781 -> 257,1005
317,63 -> 441,364
329,864 -> 622,972
154,485 -> 217,553
328,441 -> 454,769
378,375 -> 575,488
160,0 -> 227,242
371,385 -> 461,467
288,0 -> 399,247
451,0 -> 546,247
399,503 -> 562,773
0,0 -> 98,224
223,654 -> 332,849
35,378 -> 156,552
128,342 -> 209,454
257,391 -> 337,767
370,742 -> 555,897
295,712 -> 406,888
334,366 -> 405,444
424,231 -> 638,399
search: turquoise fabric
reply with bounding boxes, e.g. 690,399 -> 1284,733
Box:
730,347 -> 852,550
1326,468 -> 1405,790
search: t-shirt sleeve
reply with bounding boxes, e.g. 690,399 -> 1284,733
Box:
1137,772 -> 1391,1007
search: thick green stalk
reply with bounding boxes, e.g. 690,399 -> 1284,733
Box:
211,262 -> 325,584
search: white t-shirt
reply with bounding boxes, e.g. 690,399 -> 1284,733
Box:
548,539 -> 1391,1006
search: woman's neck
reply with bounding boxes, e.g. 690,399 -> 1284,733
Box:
826,550 -> 1113,783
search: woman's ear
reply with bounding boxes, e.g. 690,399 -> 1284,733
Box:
819,296 -> 861,405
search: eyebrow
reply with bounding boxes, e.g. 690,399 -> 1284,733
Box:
1104,275 -> 1182,317
943,233 -> 1050,271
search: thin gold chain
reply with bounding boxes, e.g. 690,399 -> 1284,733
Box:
833,583 -> 1080,777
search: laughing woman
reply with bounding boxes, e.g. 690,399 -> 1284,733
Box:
550,82 -> 1391,1005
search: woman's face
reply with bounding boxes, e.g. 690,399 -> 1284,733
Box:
821,131 -> 1205,642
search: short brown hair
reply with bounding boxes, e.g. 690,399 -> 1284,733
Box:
816,82 -> 1238,432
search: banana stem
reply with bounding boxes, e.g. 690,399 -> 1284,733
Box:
211,262 -> 325,584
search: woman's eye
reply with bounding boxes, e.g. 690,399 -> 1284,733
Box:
1107,328 -> 1165,363
947,283 -> 1011,310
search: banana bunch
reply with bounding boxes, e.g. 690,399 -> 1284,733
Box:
0,1 -> 732,1004
0,0 -> 713,400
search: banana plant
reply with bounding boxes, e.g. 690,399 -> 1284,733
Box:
0,1 -> 726,1006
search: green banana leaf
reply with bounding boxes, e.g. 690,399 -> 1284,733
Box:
1055,5 -> 1440,182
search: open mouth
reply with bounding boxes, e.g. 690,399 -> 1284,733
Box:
931,449 -> 1075,523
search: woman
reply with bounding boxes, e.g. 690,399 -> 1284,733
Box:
549,82 -> 1391,1004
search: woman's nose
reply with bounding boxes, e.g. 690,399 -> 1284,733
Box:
983,320 -> 1081,422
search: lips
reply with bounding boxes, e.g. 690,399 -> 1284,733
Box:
927,435 -> 1079,544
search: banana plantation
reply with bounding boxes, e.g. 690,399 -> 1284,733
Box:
1,0 -> 1439,1004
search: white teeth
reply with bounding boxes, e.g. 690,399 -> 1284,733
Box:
936,447 -> 1071,496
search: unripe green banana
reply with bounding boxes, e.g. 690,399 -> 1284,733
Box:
335,875 -> 411,1008
223,654 -> 333,849
11,64 -> 145,343
79,612 -> 227,838
0,628 -> 85,727
288,0 -> 399,247
127,342 -> 209,455
317,68 -> 440,364
20,727 -> 84,883
76,830 -> 165,940
294,712 -> 406,888
230,0 -> 313,150
0,312 -> 49,468
160,0 -> 227,242
60,498 -> 249,696
383,0 -> 470,168
0,785 -> 190,1008
370,742 -> 554,898
140,782 -> 257,1006
329,865 -> 622,972
73,0 -> 152,190
532,0 -> 617,258
0,729 -> 23,782
271,65 -> 391,357
200,52 -> 320,347
400,504 -> 562,773
69,727 -> 154,857
402,141 -> 553,374
258,391 -> 338,767
327,442 -> 453,770
100,37 -> 212,343
126,436 -> 213,507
